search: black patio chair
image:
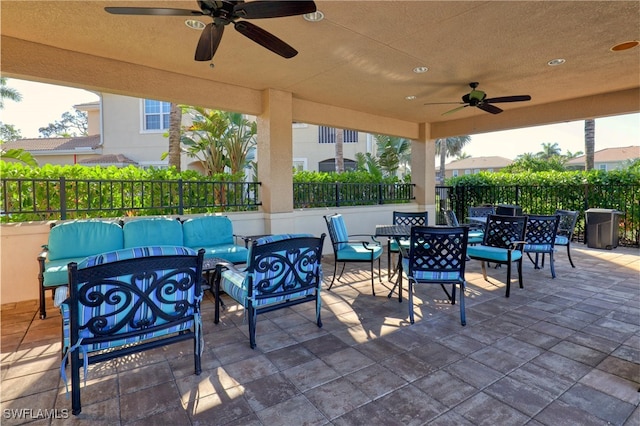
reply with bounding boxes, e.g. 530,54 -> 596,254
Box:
399,226 -> 469,325
555,209 -> 579,268
524,214 -> 560,278
387,211 -> 428,277
467,214 -> 528,297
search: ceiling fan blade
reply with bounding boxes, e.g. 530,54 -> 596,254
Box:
443,105 -> 467,115
234,21 -> 298,58
478,103 -> 503,114
195,23 -> 224,61
484,95 -> 531,103
234,1 -> 316,19
425,102 -> 464,106
105,7 -> 202,16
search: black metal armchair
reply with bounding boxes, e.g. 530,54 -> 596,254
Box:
524,214 -> 560,278
555,209 -> 579,268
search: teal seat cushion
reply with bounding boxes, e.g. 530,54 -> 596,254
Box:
389,239 -> 410,252
201,244 -> 249,263
43,256 -> 88,287
337,243 -> 383,261
401,258 -> 462,281
123,218 -> 183,248
47,221 -> 123,261
555,235 -> 569,245
182,216 -> 234,247
524,243 -> 555,253
467,245 -> 522,262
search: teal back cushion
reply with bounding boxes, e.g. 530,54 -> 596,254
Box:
47,221 -> 124,261
182,216 -> 234,247
123,218 -> 183,248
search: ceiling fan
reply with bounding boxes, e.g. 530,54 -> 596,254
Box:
105,1 -> 317,62
425,82 -> 531,115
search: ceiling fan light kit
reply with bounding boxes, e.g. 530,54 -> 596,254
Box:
105,0 -> 317,62
425,82 -> 531,115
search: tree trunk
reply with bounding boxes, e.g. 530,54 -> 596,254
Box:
439,139 -> 446,184
584,119 -> 595,171
335,128 -> 344,173
168,103 -> 182,172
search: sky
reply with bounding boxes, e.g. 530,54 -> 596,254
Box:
2,78 -> 639,160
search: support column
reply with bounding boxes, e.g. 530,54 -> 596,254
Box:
257,89 -> 294,233
411,123 -> 437,217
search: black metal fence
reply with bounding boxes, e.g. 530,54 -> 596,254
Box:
0,178 -> 414,222
436,184 -> 640,247
293,182 -> 415,208
1,178 -> 261,221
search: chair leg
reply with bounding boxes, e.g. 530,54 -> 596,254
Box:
248,306 -> 257,349
316,292 -> 322,327
39,283 -> 47,320
518,260 -> 524,289
387,242 -> 392,276
481,261 -> 488,281
408,278 -> 415,324
505,263 -> 511,298
566,244 -> 575,268
459,281 -> 466,326
549,253 -> 556,278
370,260 -> 376,296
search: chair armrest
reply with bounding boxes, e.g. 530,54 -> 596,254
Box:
54,286 -> 68,307
348,234 -> 382,245
509,240 -> 528,250
37,245 -> 49,261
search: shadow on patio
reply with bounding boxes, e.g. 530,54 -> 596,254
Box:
1,245 -> 639,425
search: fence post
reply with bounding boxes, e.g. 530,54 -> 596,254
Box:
378,184 -> 384,205
335,182 -> 341,207
178,179 -> 184,216
515,185 -> 520,206
60,177 -> 66,220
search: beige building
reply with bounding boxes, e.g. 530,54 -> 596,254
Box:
4,93 -> 374,174
437,156 -> 513,180
565,146 -> 640,171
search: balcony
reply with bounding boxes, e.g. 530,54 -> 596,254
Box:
2,245 -> 638,424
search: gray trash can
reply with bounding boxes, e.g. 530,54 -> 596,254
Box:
585,208 -> 624,249
496,204 -> 523,216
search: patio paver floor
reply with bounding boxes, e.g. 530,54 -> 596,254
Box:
1,245 -> 639,425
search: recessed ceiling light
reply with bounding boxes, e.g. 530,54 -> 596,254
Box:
547,58 -> 566,66
611,41 -> 639,51
405,95 -> 417,100
185,19 -> 206,30
303,11 -> 324,22
413,66 -> 429,73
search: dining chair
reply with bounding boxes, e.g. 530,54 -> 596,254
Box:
387,211 -> 428,277
442,209 -> 484,244
523,214 -> 560,278
469,205 -> 495,220
399,226 -> 469,325
467,214 -> 528,297
554,209 -> 579,268
323,213 -> 383,295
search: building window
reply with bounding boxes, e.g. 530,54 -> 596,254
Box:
293,158 -> 307,171
598,164 -> 607,171
143,100 -> 171,131
488,168 -> 494,172
452,170 -> 459,177
473,169 -> 480,174
464,169 -> 472,175
318,126 -> 358,144
318,158 -> 357,172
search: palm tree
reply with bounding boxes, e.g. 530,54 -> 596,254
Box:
0,78 -> 22,109
335,128 -> 344,173
537,142 -> 561,160
167,103 -> 182,171
584,119 -> 595,171
456,152 -> 471,160
435,135 -> 471,183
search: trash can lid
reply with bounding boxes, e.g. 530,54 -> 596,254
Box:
585,208 -> 624,214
